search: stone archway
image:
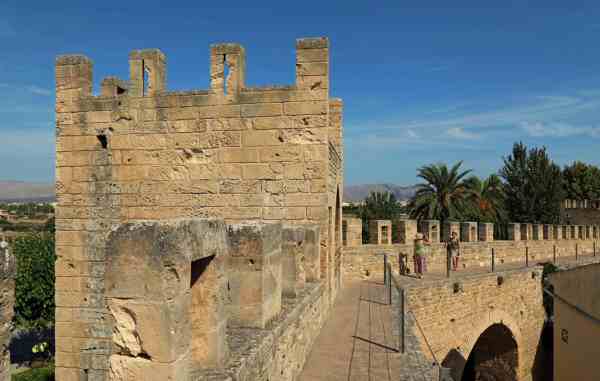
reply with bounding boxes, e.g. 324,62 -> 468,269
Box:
461,323 -> 518,381
442,310 -> 523,381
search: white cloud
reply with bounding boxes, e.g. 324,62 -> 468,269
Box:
26,86 -> 52,96
520,121 -> 600,138
446,127 -> 480,140
406,129 -> 419,139
0,83 -> 52,96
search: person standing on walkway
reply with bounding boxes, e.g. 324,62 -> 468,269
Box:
413,233 -> 429,277
446,231 -> 460,271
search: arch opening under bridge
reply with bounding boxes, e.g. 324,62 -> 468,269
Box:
441,310 -> 522,381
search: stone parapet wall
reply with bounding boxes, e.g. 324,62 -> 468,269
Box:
342,217 -> 362,247
192,283 -> 326,381
343,239 -> 600,279
59,218 -> 332,381
561,199 -> 600,225
345,219 -> 600,246
0,246 -> 15,381
368,220 -> 392,245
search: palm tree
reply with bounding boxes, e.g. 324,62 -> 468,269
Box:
463,174 -> 506,223
409,161 -> 472,223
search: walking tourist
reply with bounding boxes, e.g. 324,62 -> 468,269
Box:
447,231 -> 460,271
413,233 -> 429,277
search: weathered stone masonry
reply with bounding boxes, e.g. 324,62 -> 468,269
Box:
393,267 -> 547,381
0,246 -> 15,381
55,37 -> 343,380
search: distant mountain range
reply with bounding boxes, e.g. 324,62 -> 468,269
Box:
0,180 -> 417,204
344,183 -> 419,203
0,181 -> 55,203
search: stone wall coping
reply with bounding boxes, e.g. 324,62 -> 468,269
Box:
191,282 -> 324,379
391,265 -> 545,293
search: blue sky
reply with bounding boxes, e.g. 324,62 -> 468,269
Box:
2,1 -> 600,185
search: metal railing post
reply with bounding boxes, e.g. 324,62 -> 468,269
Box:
553,245 -> 556,264
491,248 -> 495,272
525,246 -> 529,267
383,253 -> 388,285
387,265 -> 392,305
594,241 -> 596,257
446,249 -> 451,278
400,288 -> 405,353
576,243 -> 578,260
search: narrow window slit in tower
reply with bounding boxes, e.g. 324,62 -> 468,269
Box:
97,134 -> 108,149
223,54 -> 230,96
143,61 -> 150,96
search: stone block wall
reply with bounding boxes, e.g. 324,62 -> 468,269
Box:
104,220 -> 229,378
342,217 -> 362,246
281,224 -> 307,298
343,238 -> 600,280
54,37 -> 343,380
397,219 -> 417,244
401,267 -> 546,381
553,225 -> 562,240
442,221 -> 460,242
420,220 -> 440,243
521,224 -> 533,240
534,224 -> 542,239
227,222 -> 282,328
560,199 -> 600,225
79,218 -> 322,380
478,223 -> 493,242
461,222 -> 478,242
0,244 -> 15,381
368,220 -> 392,245
507,223 -> 520,241
543,224 -> 553,240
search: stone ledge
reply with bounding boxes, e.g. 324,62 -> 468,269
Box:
191,282 -> 324,380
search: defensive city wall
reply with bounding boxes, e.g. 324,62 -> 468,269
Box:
0,246 -> 15,381
560,198 -> 600,225
342,218 -> 600,278
54,37 -> 343,380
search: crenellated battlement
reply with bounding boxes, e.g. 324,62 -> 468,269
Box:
55,37 -> 330,106
562,199 -> 600,209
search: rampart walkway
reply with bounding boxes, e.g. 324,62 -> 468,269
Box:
299,279 -> 402,381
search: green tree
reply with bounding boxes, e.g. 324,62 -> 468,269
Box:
562,161 -> 600,200
409,161 -> 472,224
499,142 -> 564,223
13,233 -> 56,329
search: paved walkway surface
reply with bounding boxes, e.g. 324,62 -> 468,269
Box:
299,279 -> 401,381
